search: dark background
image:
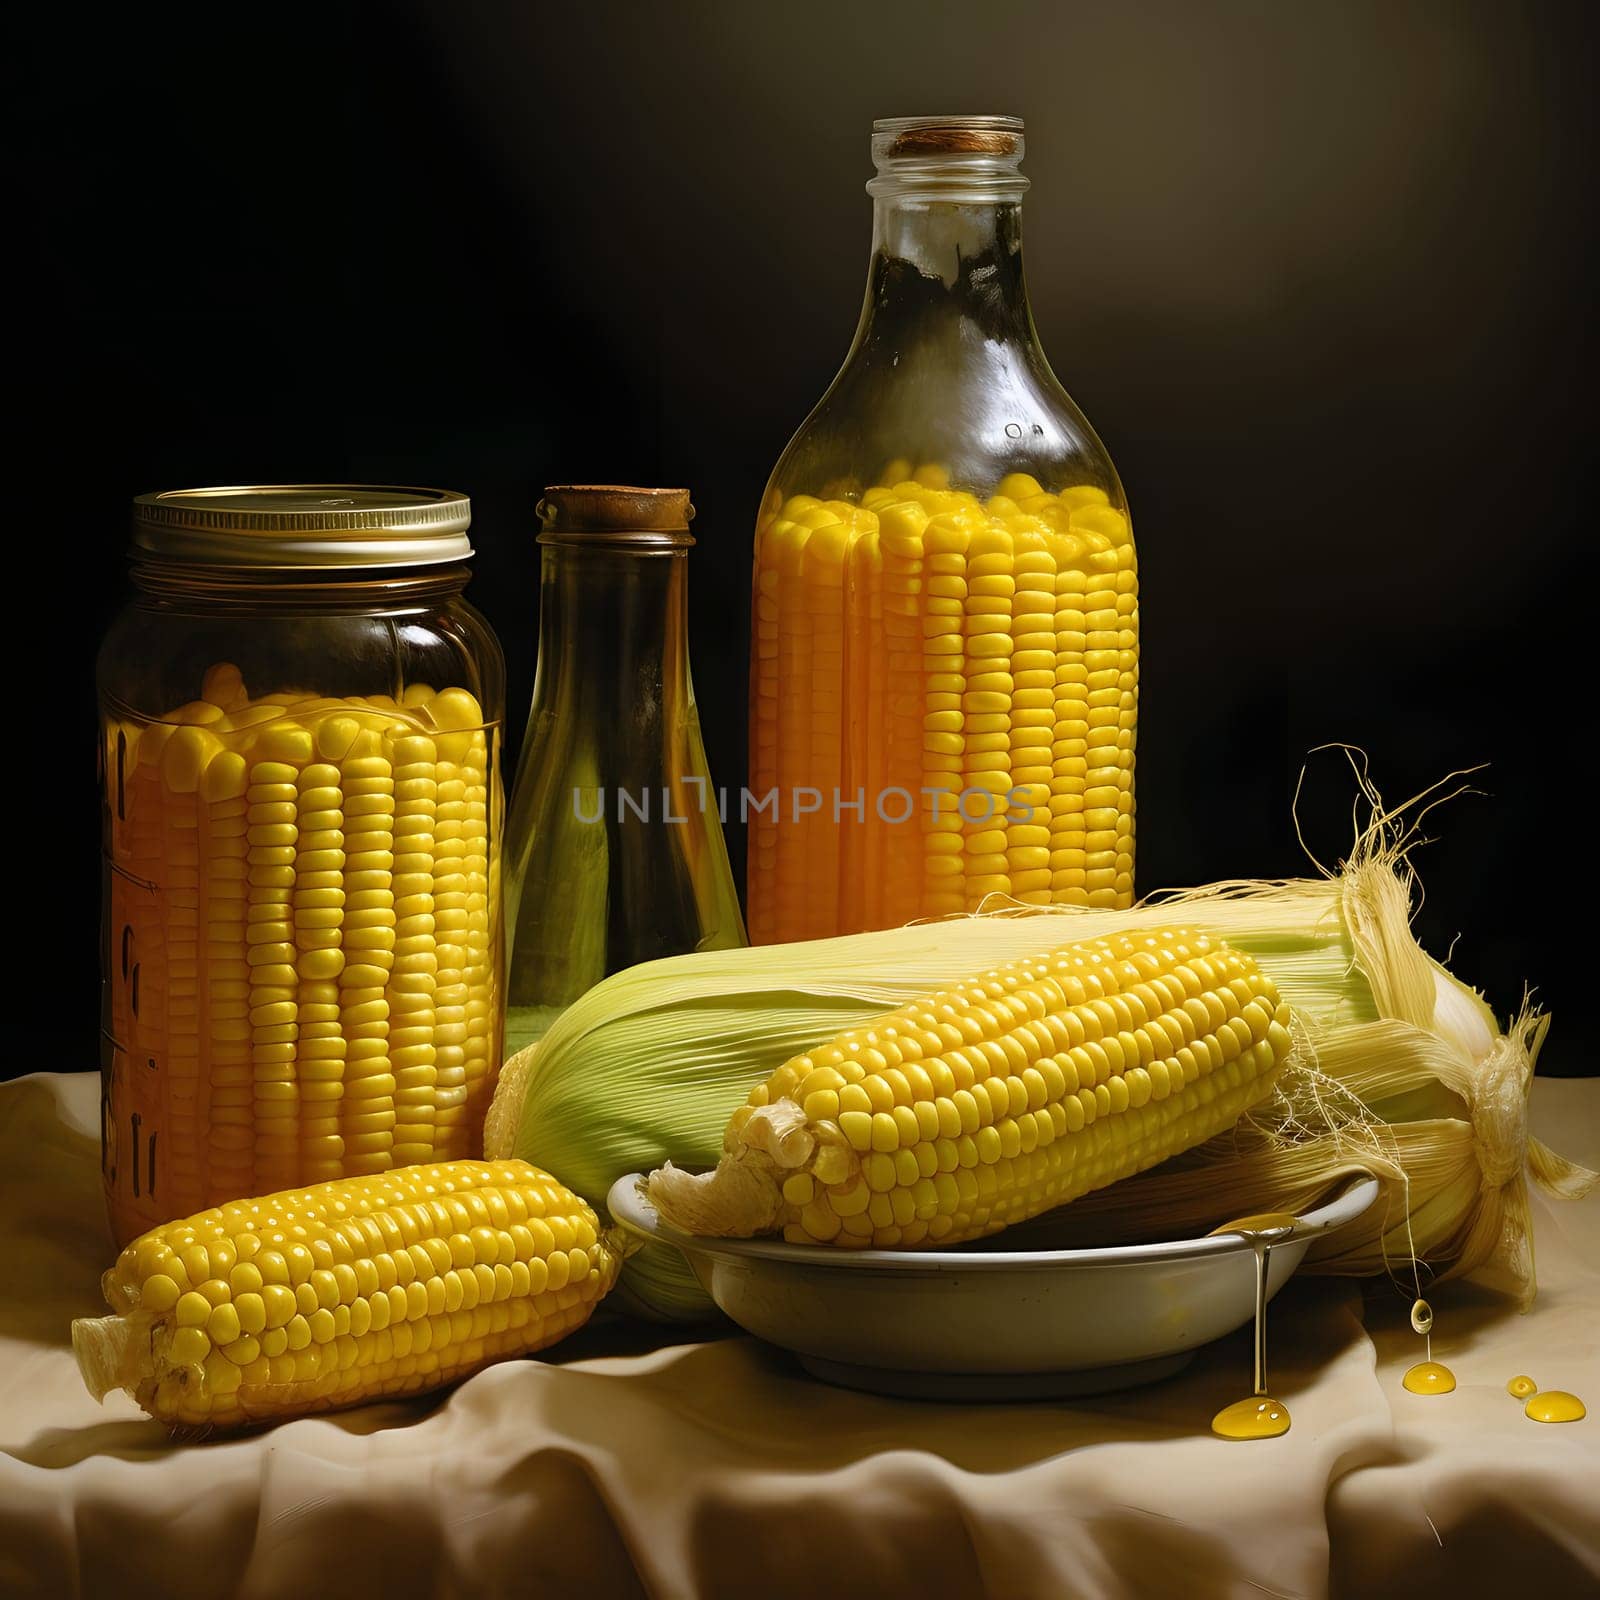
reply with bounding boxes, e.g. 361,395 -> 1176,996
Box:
16,0 -> 1591,1080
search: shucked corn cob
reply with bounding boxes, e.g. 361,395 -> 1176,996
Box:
102,665 -> 501,1245
649,927 -> 1289,1248
748,464 -> 1137,944
72,1159 -> 617,1428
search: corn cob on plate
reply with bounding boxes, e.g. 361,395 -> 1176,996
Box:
490,788 -> 1589,1322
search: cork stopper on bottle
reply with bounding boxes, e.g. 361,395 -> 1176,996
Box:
537,485 -> 695,548
886,122 -> 1021,158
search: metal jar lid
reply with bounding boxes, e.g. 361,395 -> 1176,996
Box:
537,485 -> 695,549
131,485 -> 474,569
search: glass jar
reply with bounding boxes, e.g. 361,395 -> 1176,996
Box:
503,486 -> 745,1056
747,115 -> 1137,944
98,486 -> 505,1245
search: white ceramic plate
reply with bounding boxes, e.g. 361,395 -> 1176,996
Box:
607,1171 -> 1381,1399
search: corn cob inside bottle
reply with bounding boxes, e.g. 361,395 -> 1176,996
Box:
750,471 -> 1135,940
747,117 -> 1135,942
102,670 -> 502,1244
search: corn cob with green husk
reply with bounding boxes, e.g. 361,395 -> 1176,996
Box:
487,786 -> 1594,1319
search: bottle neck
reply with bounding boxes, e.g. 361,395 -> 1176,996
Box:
860,193 -> 1033,345
859,119 -> 1034,352
530,544 -> 690,715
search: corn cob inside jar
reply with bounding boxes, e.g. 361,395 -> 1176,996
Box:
99,487 -> 505,1245
746,117 -> 1135,942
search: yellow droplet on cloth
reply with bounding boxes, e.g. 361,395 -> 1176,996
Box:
1525,1390 -> 1585,1424
1402,1361 -> 1455,1395
1212,1396 -> 1290,1439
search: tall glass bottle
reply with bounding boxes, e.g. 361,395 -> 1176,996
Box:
748,116 -> 1136,944
504,486 -> 745,1055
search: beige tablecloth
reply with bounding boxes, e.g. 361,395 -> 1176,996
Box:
2,1072 -> 1596,1600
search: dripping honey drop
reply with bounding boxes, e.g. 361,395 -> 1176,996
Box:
1402,1361 -> 1456,1395
1400,1297 -> 1454,1394
1208,1213 -> 1299,1440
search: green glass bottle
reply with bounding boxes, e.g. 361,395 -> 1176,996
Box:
502,486 -> 745,1056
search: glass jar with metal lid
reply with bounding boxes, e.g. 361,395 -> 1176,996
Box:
97,485 -> 505,1245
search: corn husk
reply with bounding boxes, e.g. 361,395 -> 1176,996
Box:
998,1009 -> 1592,1310
486,786 -> 1595,1319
